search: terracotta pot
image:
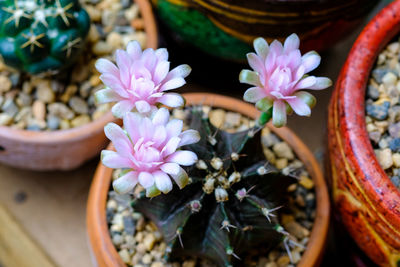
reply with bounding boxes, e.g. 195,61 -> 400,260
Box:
152,0 -> 379,61
0,0 -> 158,171
87,93 -> 330,267
327,1 -> 400,266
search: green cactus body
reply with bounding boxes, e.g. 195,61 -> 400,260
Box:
133,107 -> 297,267
0,0 -> 90,74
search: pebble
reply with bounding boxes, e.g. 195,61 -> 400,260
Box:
47,115 -> 60,130
36,83 -> 55,103
275,158 -> 288,169
299,176 -> 314,189
69,96 -> 89,114
366,101 -> 390,120
119,249 -> 131,264
2,99 -> 18,117
389,138 -> 400,152
284,221 -> 310,239
0,75 -> 12,93
0,113 -> 13,125
391,176 -> 400,187
389,122 -> 400,138
224,112 -> 241,127
276,256 -> 290,267
376,148 -> 393,169
16,92 -> 32,107
93,41 -> 113,56
106,32 -> 122,49
382,72 -> 398,86
273,142 -> 294,160
71,115 -> 91,127
48,103 -> 75,120
209,109 -> 225,128
32,100 -> 46,121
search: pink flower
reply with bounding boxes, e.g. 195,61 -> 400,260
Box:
95,41 -> 191,118
101,108 -> 200,196
240,34 -> 332,127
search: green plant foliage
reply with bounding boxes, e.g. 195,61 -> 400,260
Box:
133,107 -> 297,267
0,0 -> 90,74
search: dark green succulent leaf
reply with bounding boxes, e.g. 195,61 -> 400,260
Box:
173,202 -> 232,267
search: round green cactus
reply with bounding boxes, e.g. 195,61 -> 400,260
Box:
0,0 -> 90,74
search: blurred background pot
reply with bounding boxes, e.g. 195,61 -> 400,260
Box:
87,93 -> 330,267
0,0 -> 158,171
327,1 -> 400,266
152,0 -> 380,61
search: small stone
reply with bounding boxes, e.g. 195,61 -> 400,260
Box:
277,255 -> 290,267
391,176 -> 400,187
79,81 -> 92,98
151,262 -> 164,267
379,137 -> 390,149
390,138 -> 400,152
299,176 -> 314,189
118,249 -> 131,264
143,233 -> 156,251
265,263 -> 278,267
15,107 -> 31,122
263,148 -> 276,163
36,82 -> 55,103
224,112 -> 241,128
142,253 -> 152,264
209,109 -> 226,128
131,18 -> 144,30
376,148 -> 393,169
72,64 -> 90,83
366,101 -> 390,120
393,153 -> 400,167
123,216 -> 135,235
0,75 -> 12,93
22,81 -> 33,94
112,234 -> 124,246
369,131 -> 381,144
136,216 -> 145,231
382,72 -> 398,86
2,99 -> 18,117
16,92 -> 32,107
285,221 -> 310,239
47,115 -> 60,130
93,41 -> 113,55
124,4 -> 139,21
367,85 -> 380,100
90,75 -> 101,87
273,142 -> 294,160
182,260 -> 196,267
291,251 -> 301,264
389,122 -> 400,138
88,24 -> 100,43
372,68 -> 390,83
275,158 -> 288,169
106,32 -> 122,49
60,119 -> 70,130
60,85 -> 78,103
0,113 -> 13,125
86,5 -> 102,22
48,103 -> 75,120
32,100 -> 46,121
69,96 -> 89,114
388,42 -> 400,54
262,132 -> 280,148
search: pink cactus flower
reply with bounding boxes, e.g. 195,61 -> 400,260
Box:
240,34 -> 332,127
101,108 -> 200,196
95,41 -> 191,118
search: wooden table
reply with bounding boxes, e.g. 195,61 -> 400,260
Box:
0,2 -> 389,266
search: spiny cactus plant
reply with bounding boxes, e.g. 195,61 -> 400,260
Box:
133,106 -> 297,266
97,35 -> 331,267
0,0 -> 90,74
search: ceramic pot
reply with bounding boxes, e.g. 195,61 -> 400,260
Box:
0,0 -> 158,171
87,93 -> 330,267
327,1 -> 400,266
152,0 -> 379,61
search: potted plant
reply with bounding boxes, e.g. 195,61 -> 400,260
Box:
0,0 -> 157,170
152,0 -> 380,61
87,34 -> 331,266
328,0 -> 400,266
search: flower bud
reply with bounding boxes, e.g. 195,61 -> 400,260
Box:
215,187 -> 229,202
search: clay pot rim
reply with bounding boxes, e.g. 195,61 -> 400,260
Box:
87,93 -> 330,267
337,1 -> 400,218
0,0 -> 158,145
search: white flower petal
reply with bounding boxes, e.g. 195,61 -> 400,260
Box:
302,51 -> 321,73
112,171 -> 138,194
152,107 -> 170,126
161,136 -> 181,156
167,151 -> 197,166
158,93 -> 184,108
170,166 -> 189,189
307,77 -> 332,90
153,61 -> 170,84
283,33 -> 300,53
253,37 -> 269,60
272,100 -> 287,127
94,88 -> 122,104
127,41 -> 142,60
165,64 -> 191,80
111,100 -> 135,118
286,97 -> 311,116
243,87 -> 267,103
239,69 -> 262,87
104,123 -> 132,156
123,112 -> 143,142
159,77 -> 186,91
135,100 -> 151,113
166,119 -> 183,138
153,171 -> 173,193
95,58 -> 119,76
160,162 -> 180,175
295,76 -> 317,90
179,129 -> 200,146
101,150 -> 133,169
138,171 -> 155,188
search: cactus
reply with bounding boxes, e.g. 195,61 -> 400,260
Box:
132,106 -> 297,267
0,0 -> 90,74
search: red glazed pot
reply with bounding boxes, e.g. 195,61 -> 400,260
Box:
87,93 -> 330,267
328,1 -> 400,266
0,0 -> 158,171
